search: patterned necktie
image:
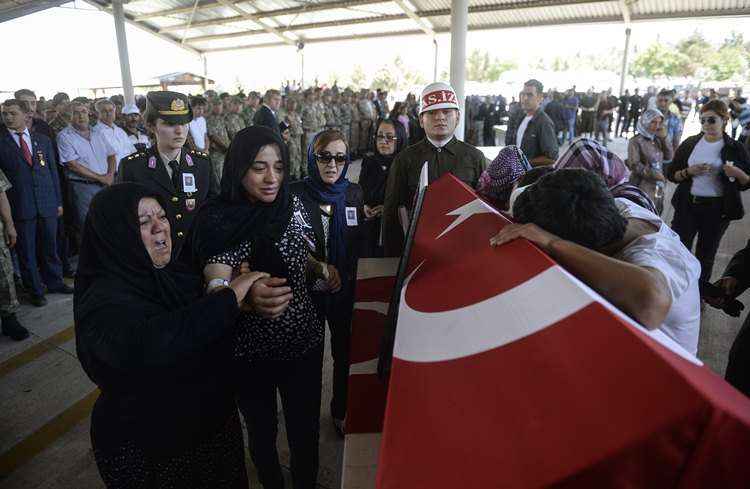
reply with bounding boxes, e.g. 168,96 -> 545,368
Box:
16,133 -> 32,167
168,160 -> 180,190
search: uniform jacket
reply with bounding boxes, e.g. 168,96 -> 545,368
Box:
383,136 -> 486,255
665,132 -> 750,221
504,109 -> 559,163
0,130 -> 61,220
117,146 -> 218,259
253,105 -> 280,135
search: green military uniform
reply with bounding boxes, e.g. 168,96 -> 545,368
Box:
315,100 -> 327,132
0,170 -> 19,317
338,100 -> 352,148
383,137 -> 487,256
224,110 -> 246,141
206,113 -> 231,184
302,100 -> 320,160
286,110 -> 304,180
349,99 -> 361,156
241,106 -> 257,127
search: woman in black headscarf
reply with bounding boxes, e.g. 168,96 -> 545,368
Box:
290,129 -> 364,437
74,183 -> 265,488
358,118 -> 407,257
194,125 -> 330,489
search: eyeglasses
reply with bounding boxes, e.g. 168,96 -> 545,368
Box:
376,135 -> 398,143
700,116 -> 719,125
315,152 -> 347,166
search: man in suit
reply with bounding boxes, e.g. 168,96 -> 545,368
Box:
253,89 -> 282,135
118,91 -> 218,262
0,99 -> 70,307
504,79 -> 559,166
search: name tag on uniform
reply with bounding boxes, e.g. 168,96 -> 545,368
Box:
345,206 -> 358,226
182,173 -> 197,193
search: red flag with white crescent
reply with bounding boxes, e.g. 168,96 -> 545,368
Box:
374,173 -> 750,488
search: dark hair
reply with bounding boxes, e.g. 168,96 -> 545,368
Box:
524,79 -> 544,96
190,95 -> 207,107
701,99 -> 730,120
2,99 -> 31,113
513,169 -> 628,250
13,89 -> 35,99
517,165 -> 554,187
52,92 -> 69,105
657,89 -> 672,98
263,89 -> 281,103
313,128 -> 348,155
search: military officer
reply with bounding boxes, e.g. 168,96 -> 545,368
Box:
302,90 -> 320,157
117,91 -> 218,262
338,91 -> 352,150
349,92 -> 361,158
224,96 -> 246,141
284,98 -> 304,180
206,98 -> 231,184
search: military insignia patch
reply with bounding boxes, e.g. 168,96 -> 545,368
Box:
148,156 -> 156,169
186,198 -> 196,211
185,154 -> 194,167
170,99 -> 186,112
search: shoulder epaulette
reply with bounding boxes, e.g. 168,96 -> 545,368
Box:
190,149 -> 209,159
125,151 -> 147,161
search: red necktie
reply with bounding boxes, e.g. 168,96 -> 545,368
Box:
16,133 -> 33,167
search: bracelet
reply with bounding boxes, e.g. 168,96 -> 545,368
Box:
206,278 -> 230,292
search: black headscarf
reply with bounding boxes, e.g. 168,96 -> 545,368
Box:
192,125 -> 292,277
371,118 -> 407,171
74,183 -> 202,326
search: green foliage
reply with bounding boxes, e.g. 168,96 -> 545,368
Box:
466,49 -> 517,82
630,43 -> 692,78
369,56 -> 426,91
708,45 -> 748,81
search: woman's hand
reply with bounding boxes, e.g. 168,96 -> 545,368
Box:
687,163 -> 713,177
490,223 -> 560,254
325,264 -> 342,293
229,272 -> 270,306
363,205 -> 383,219
247,277 -> 293,319
723,163 -> 749,184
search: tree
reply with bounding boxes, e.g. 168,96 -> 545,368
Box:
676,31 -> 713,76
708,45 -> 748,81
465,49 -> 516,82
629,43 -> 692,78
350,65 -> 367,88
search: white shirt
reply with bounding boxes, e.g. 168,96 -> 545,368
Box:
94,121 -> 136,170
127,130 -> 150,148
614,198 -> 702,355
516,115 -> 533,147
8,127 -> 32,154
426,135 -> 451,148
688,136 -> 725,197
160,149 -> 181,179
189,116 -> 207,151
57,125 -> 116,176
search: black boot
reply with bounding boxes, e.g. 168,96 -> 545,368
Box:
2,314 -> 29,341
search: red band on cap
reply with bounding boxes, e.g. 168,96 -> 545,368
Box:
422,90 -> 457,109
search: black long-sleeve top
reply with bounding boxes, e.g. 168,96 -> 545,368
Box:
76,285 -> 240,457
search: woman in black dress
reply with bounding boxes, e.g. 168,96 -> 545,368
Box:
75,183 -> 264,488
195,126 -> 332,489
290,129 -> 364,436
358,118 -> 407,257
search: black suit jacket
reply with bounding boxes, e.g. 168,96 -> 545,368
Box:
253,105 -> 280,135
117,146 -> 218,260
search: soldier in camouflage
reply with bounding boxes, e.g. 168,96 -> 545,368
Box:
349,91 -> 361,158
0,169 -> 27,341
284,98 -> 305,180
302,90 -> 321,155
322,91 -> 338,130
224,96 -> 246,141
206,98 -> 231,184
338,91 -> 353,150
241,92 -> 260,127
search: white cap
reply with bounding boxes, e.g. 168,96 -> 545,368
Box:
122,103 -> 140,115
419,82 -> 459,114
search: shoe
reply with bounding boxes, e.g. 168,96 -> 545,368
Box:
332,417 -> 345,438
49,284 -> 74,294
30,294 -> 48,307
2,314 -> 29,341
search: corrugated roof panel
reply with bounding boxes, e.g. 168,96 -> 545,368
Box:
190,31 -> 285,49
411,0 -> 450,13
300,18 -> 422,38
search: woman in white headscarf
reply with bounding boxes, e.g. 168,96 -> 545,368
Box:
626,108 -> 674,214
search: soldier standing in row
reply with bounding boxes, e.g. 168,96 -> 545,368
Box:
302,90 -> 321,154
358,90 -> 375,154
323,91 -> 338,130
117,91 -> 218,262
224,96 -> 246,141
339,91 -> 353,151
206,98 -> 231,184
0,168 -> 28,340
285,98 -> 304,180
349,91 -> 361,158
241,92 -> 260,127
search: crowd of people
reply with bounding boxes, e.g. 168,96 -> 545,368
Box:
0,74 -> 749,488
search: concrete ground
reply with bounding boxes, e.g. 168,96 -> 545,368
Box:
1,127 -> 748,488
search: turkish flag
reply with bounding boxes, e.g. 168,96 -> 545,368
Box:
375,174 -> 750,488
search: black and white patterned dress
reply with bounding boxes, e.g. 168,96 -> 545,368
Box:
207,195 -> 323,360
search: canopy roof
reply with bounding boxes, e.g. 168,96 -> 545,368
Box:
4,0 -> 750,54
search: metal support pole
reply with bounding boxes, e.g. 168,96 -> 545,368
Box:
298,43 -> 305,88
618,27 -> 632,96
202,55 -> 208,91
433,37 -> 438,82
112,0 -> 134,105
449,0 -> 468,140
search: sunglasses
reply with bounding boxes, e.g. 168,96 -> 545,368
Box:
376,134 -> 398,143
315,152 -> 347,166
700,116 -> 719,125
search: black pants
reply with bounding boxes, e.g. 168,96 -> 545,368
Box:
236,344 -> 323,489
671,198 -> 730,284
325,298 -> 354,421
726,314 -> 750,397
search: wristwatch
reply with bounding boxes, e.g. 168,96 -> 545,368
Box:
207,278 -> 230,292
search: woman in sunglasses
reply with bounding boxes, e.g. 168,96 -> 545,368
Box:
666,99 -> 750,286
291,129 -> 364,437
359,118 -> 408,257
